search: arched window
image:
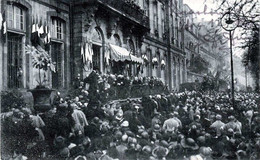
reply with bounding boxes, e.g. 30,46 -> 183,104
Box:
92,28 -> 104,72
129,39 -> 135,55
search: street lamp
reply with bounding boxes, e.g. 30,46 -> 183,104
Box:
221,8 -> 239,109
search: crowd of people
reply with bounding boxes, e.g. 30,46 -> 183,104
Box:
1,72 -> 260,160
74,70 -> 168,102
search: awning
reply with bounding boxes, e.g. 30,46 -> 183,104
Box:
130,55 -> 144,64
109,44 -> 131,62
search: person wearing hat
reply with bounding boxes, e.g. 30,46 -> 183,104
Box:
85,117 -> 101,138
152,145 -> 169,160
162,112 -> 182,141
181,138 -> 199,156
222,115 -> 241,135
151,112 -> 161,130
188,115 -> 203,139
141,95 -> 157,119
70,103 -> 89,135
190,147 -> 213,160
51,102 -> 75,138
210,114 -> 225,137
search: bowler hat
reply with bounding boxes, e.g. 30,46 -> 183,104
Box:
181,138 -> 199,150
152,146 -> 169,158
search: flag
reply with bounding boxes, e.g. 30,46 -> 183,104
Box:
38,25 -> 44,37
1,11 -> 6,36
32,16 -> 36,33
81,43 -> 85,64
88,42 -> 93,63
44,25 -> 48,43
105,47 -> 110,66
3,21 -> 6,34
38,18 -> 44,37
0,12 -> 2,30
85,42 -> 90,62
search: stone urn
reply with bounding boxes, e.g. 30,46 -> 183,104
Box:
29,86 -> 55,112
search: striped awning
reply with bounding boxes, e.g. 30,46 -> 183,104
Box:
130,55 -> 144,64
109,44 -> 131,62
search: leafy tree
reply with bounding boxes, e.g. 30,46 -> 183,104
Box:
242,27 -> 259,92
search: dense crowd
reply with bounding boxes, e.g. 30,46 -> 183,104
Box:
1,72 -> 260,160
74,70 -> 168,102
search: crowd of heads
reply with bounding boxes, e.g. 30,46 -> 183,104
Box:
1,72 -> 260,160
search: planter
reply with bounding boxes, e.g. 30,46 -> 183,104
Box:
29,87 -> 55,112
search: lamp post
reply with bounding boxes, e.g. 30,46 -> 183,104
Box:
221,8 -> 239,108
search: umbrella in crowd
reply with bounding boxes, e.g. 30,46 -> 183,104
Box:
1,71 -> 260,160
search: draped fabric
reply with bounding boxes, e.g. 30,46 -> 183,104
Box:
105,47 -> 110,65
81,42 -> 94,67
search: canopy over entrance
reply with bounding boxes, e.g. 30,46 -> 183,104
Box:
109,44 -> 143,64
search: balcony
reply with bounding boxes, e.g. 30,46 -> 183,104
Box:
98,0 -> 149,29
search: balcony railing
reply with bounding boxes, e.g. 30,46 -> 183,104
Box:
98,0 -> 149,28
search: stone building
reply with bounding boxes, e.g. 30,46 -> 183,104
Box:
1,0 -> 223,92
0,0 -> 71,91
183,4 -> 223,83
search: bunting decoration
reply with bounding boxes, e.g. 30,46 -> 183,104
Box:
1,11 -> 7,42
104,46 -> 110,66
81,41 -> 94,70
0,12 -> 2,30
31,16 -> 51,51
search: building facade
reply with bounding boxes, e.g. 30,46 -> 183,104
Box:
0,0 -> 222,92
0,0 -> 71,91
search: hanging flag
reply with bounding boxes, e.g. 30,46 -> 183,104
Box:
38,25 -> 44,37
38,18 -> 44,37
81,43 -> 86,64
0,12 -> 2,30
105,46 -> 110,65
1,11 -> 7,36
35,15 -> 39,32
3,21 -> 6,34
32,16 -> 36,33
85,42 -> 90,63
88,42 -> 93,63
47,31 -> 51,43
44,24 -> 48,43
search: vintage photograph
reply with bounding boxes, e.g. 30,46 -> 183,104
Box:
0,0 -> 259,159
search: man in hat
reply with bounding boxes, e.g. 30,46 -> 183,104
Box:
162,112 -> 182,139
188,115 -> 203,139
210,114 -> 225,137
70,103 -> 89,135
151,112 -> 161,130
223,115 -> 241,135
141,95 -> 157,119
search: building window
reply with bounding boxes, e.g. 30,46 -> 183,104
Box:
161,6 -> 165,35
7,33 -> 24,88
153,2 -> 158,32
7,4 -> 26,31
144,0 -> 149,16
129,40 -> 135,55
51,42 -> 63,88
51,18 -> 64,40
